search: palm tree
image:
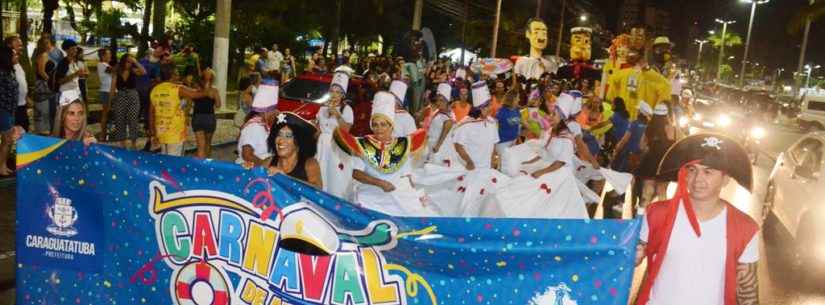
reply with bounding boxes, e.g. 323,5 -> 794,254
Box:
707,31 -> 743,50
787,2 -> 825,35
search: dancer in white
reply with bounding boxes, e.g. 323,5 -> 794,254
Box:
316,69 -> 355,199
390,80 -> 417,138
414,81 -> 509,217
494,94 -> 589,219
334,91 -> 435,216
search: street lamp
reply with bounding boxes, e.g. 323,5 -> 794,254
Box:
806,64 -> 822,89
715,18 -> 736,81
709,30 -> 716,35
739,0 -> 770,87
580,14 -> 588,22
695,39 -> 709,72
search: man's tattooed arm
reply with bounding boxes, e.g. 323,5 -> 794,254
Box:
736,262 -> 759,305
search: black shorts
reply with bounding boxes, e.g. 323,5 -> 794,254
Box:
192,113 -> 216,133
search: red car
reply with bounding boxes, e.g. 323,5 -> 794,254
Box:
277,72 -> 374,136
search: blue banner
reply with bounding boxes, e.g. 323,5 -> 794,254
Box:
16,134 -> 640,305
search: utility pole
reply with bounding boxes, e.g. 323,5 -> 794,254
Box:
715,19 -> 735,81
413,0 -> 424,30
460,0 -> 469,65
491,0 -> 503,57
796,0 -> 815,92
555,0 -> 566,57
212,0 -> 231,111
332,0 -> 342,57
739,0 -> 769,87
695,39 -> 708,72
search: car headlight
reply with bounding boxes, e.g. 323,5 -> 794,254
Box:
693,113 -> 703,121
678,116 -> 689,128
750,126 -> 766,139
717,114 -> 732,127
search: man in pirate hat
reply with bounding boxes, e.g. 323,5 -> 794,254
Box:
636,133 -> 759,305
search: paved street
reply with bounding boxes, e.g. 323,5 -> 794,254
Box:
1,121 -> 823,304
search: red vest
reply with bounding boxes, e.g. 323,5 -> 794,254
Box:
636,198 -> 759,305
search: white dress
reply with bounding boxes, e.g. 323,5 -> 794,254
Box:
426,112 -> 450,161
317,105 -> 355,199
351,146 -> 437,217
493,132 -> 589,219
413,118 -> 509,217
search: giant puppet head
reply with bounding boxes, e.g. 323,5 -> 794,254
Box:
525,18 -> 549,57
652,36 -> 674,68
629,26 -> 648,53
570,27 -> 593,62
609,34 -> 632,66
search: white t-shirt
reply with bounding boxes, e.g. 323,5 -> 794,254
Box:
59,61 -> 82,92
453,118 -> 499,169
427,112 -> 450,149
236,123 -> 272,164
266,51 -> 284,72
393,111 -> 418,138
97,62 -> 112,93
640,204 -> 759,305
317,105 -> 354,134
14,64 -> 27,106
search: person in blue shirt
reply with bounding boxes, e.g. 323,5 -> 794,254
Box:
495,90 -> 522,157
136,41 -> 167,150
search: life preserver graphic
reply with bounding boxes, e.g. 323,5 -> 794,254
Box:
174,261 -> 230,305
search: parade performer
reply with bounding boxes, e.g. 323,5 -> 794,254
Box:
636,133 -> 759,305
390,80 -> 418,137
267,112 -> 322,188
605,46 -> 671,120
495,97 -> 589,219
514,18 -> 558,81
520,88 -> 553,140
600,34 -> 632,99
237,78 -> 279,166
334,91 -> 435,216
426,83 -> 454,161
316,70 -> 355,198
651,36 -> 675,76
557,27 -> 601,88
611,100 -> 652,173
413,81 -> 509,217
51,89 -> 96,145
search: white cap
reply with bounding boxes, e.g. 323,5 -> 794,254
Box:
571,27 -> 593,34
279,208 -> 340,255
331,71 -> 350,94
334,65 -> 355,75
556,93 -> 582,120
471,80 -> 491,108
638,100 -> 653,116
389,80 -> 408,105
653,103 -> 669,116
371,91 -> 396,124
436,83 -> 452,101
58,89 -> 82,106
252,79 -> 279,113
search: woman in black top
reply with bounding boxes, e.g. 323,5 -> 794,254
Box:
266,112 -> 322,188
0,46 -> 23,176
193,68 -> 222,159
110,53 -> 146,149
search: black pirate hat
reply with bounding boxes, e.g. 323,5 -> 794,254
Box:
657,133 -> 752,191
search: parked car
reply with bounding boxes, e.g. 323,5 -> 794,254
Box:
797,93 -> 825,131
277,72 -> 374,136
764,133 -> 825,272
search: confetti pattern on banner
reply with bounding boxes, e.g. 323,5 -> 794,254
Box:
16,134 -> 640,305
